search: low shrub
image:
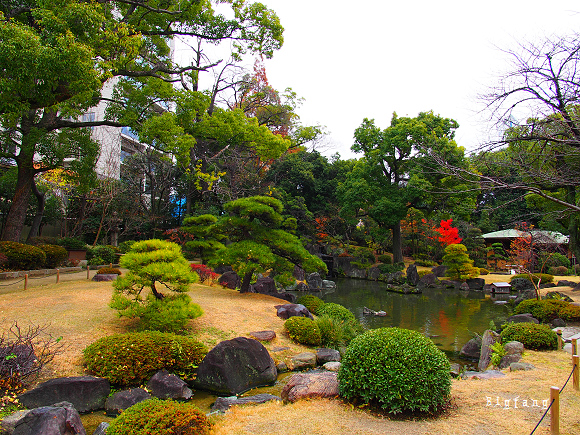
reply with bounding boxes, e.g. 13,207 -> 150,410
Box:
27,236 -> 57,246
574,264 -> 580,275
0,242 -> 46,270
548,266 -> 569,276
190,264 -> 219,284
415,259 -> 438,267
37,244 -> 68,268
418,270 -> 431,278
559,304 -> 580,322
86,245 -> 117,265
110,293 -> 203,334
87,256 -> 105,266
377,262 -> 405,274
315,315 -> 364,349
284,316 -> 321,346
479,268 -> 489,275
296,295 -> 325,314
106,398 -> 212,435
338,328 -> 451,414
377,254 -> 393,264
83,331 -> 207,386
513,299 -> 569,323
510,273 -> 554,284
316,303 -> 355,322
97,267 -> 122,275
500,322 -> 557,350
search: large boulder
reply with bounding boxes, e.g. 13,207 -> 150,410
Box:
18,376 -> 109,413
251,276 -> 277,294
406,264 -> 420,286
146,370 -> 192,400
510,278 -> 534,292
514,288 -> 538,305
281,372 -> 339,403
333,257 -> 367,279
466,278 -> 485,290
367,266 -> 380,281
218,270 -> 241,289
293,265 -> 305,281
306,272 -> 323,290
431,265 -> 448,277
9,402 -> 85,435
195,337 -> 277,396
275,304 -> 313,320
460,336 -> 482,360
417,273 -> 438,289
498,341 -> 524,369
478,330 -> 501,372
211,394 -> 281,413
105,388 -> 151,417
92,423 -> 109,435
249,330 -> 276,342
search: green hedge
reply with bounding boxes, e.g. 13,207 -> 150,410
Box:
0,241 -> 46,270
510,273 -> 554,284
500,322 -> 557,350
83,331 -> 207,386
107,399 -> 211,435
37,244 -> 68,268
338,328 -> 450,414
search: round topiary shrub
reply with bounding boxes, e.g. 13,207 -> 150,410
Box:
316,302 -> 355,322
0,241 -> 46,270
106,398 -> 212,435
297,294 -> 325,314
500,322 -> 557,350
86,245 -> 116,265
478,268 -> 489,275
338,328 -> 450,414
83,331 -> 207,386
548,266 -> 569,276
284,316 -> 322,346
510,273 -> 554,285
37,244 -> 68,268
513,299 -> 569,323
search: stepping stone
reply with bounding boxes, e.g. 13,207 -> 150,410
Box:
462,370 -> 506,380
249,331 -> 276,342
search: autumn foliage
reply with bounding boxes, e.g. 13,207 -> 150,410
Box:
434,219 -> 462,246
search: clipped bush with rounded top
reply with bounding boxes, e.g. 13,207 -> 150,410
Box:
284,316 -> 321,346
338,328 -> 450,414
316,302 -> 355,322
478,268 -> 489,275
0,241 -> 46,270
297,294 -> 325,314
513,299 -> 568,323
87,245 -> 116,265
500,322 -> 557,350
37,244 -> 68,268
548,266 -> 569,276
83,331 -> 207,386
510,273 -> 554,284
377,254 -> 393,264
106,398 -> 211,435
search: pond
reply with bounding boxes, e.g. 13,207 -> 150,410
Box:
305,278 -> 515,362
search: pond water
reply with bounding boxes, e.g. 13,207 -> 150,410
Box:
308,278 -> 515,361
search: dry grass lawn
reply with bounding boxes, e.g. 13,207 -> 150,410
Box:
0,273 -> 579,434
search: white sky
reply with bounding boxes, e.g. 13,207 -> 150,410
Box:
257,1 -> 580,159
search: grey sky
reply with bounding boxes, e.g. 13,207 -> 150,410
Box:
260,1 -> 580,159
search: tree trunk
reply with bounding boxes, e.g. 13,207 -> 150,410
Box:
240,269 -> 254,293
2,158 -> 34,242
26,179 -> 45,243
392,221 -> 403,264
151,281 -> 164,300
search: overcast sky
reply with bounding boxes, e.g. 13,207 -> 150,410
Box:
256,1 -> 580,159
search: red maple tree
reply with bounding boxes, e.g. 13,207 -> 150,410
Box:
434,219 -> 462,247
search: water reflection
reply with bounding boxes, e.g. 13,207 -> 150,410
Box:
302,278 -> 514,360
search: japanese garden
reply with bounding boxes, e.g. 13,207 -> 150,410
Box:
0,0 -> 580,434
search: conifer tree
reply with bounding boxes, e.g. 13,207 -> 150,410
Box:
443,244 -> 480,281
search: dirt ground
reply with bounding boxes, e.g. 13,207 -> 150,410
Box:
0,273 -> 579,434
